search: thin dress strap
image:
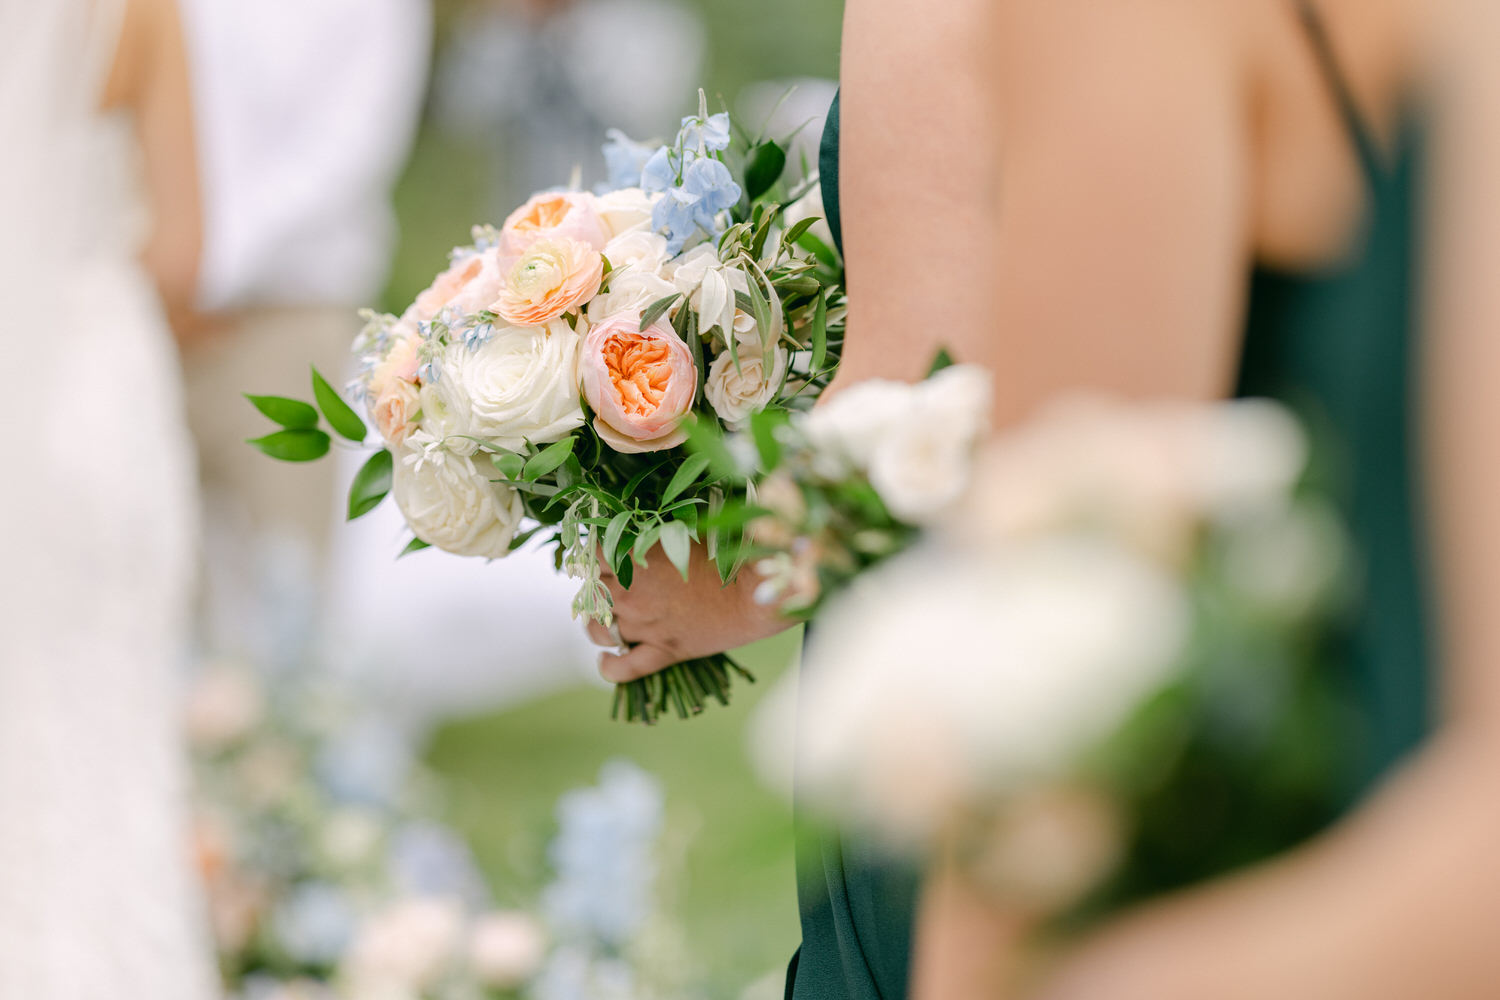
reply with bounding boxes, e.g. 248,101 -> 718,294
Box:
1294,0 -> 1387,182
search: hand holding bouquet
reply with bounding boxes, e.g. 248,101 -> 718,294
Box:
247,93 -> 844,723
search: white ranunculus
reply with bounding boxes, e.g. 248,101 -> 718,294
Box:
343,897 -> 464,993
594,187 -> 657,238
468,911 -> 547,989
601,229 -> 668,276
392,451 -> 524,559
756,536 -> 1189,847
587,268 -> 678,323
418,342 -> 475,454
705,344 -> 789,429
445,319 -> 584,451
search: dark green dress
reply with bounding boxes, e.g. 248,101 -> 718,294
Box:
786,6 -> 1433,997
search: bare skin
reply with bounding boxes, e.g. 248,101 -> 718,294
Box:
100,0 -> 202,335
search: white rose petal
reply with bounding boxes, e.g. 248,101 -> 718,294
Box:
594,187 -> 657,238
601,229 -> 669,276
446,319 -> 585,451
392,451 -> 524,559
705,344 -> 789,429
587,269 -> 678,323
797,378 -> 917,473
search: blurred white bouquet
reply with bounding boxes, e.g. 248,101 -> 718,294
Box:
750,395 -> 1351,914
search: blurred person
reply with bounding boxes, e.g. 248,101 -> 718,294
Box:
0,0 -> 220,996
588,0 -> 1500,998
175,0 -> 430,661
433,0 -> 704,212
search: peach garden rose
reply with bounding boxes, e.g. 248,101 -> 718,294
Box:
499,191 -> 610,256
579,314 -> 697,453
412,249 -> 504,322
493,238 -> 604,328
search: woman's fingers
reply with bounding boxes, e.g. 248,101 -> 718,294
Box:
598,643 -> 675,683
585,620 -> 615,647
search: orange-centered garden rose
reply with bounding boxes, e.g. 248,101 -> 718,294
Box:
492,238 -> 604,327
499,191 -> 610,256
579,314 -> 697,454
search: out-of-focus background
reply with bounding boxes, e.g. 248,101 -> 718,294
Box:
181,1 -> 842,996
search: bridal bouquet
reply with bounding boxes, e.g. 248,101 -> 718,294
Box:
751,397 -> 1353,915
248,94 -> 843,723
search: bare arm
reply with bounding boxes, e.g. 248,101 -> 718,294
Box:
102,0 -> 202,322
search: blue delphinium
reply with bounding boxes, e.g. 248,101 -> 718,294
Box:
269,882 -> 357,967
678,110 -> 731,154
619,95 -> 744,254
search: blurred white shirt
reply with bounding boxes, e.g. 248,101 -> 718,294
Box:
181,0 -> 431,310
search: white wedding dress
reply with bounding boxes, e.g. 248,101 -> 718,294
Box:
0,1 -> 218,997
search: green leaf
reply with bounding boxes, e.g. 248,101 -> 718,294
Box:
744,141 -> 787,202
245,394 -> 318,430
347,449 -> 394,520
683,415 -> 745,481
602,510 -> 633,568
507,524 -> 546,552
247,428 -> 331,462
782,215 -> 820,246
633,521 -> 662,564
659,519 -> 692,580
926,346 -> 957,377
639,293 -> 681,331
810,291 -> 829,374
492,451 -> 526,481
750,409 -> 785,469
623,457 -> 670,500
312,367 -> 367,442
661,452 -> 712,506
523,437 -> 575,481
399,536 -> 431,557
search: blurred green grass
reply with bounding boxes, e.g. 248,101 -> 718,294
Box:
424,630 -> 804,998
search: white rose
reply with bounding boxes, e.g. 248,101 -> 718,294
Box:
594,187 -> 657,237
343,898 -> 464,992
705,344 -> 789,429
601,229 -> 668,276
445,319 -> 585,451
587,268 -> 678,323
392,451 -> 524,559
468,911 -> 547,989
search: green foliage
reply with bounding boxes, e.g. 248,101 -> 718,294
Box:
245,394 -> 319,430
399,536 -> 431,557
744,140 -> 788,202
246,428 -> 331,462
347,449 -> 394,520
311,367 -> 368,442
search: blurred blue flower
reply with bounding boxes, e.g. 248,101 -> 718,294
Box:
270,882 -> 356,967
314,718 -> 411,808
388,820 -> 490,908
638,146 -> 677,195
600,129 -> 657,192
540,760 -> 664,949
679,111 -> 731,153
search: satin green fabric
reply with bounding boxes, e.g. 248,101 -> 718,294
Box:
786,90 -> 1431,1000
